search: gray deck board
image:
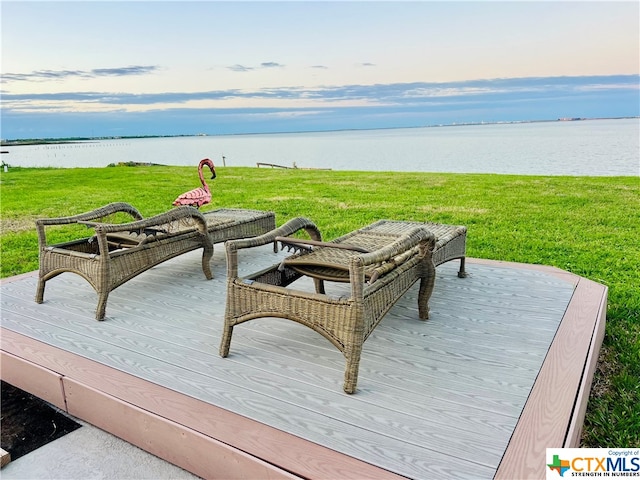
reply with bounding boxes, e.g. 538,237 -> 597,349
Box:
0,245 -> 577,479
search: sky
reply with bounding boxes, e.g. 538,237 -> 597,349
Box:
1,1 -> 639,139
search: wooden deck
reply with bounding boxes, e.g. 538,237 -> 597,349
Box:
1,244 -> 607,479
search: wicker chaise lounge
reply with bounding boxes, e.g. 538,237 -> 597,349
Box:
35,202 -> 275,320
220,217 -> 467,393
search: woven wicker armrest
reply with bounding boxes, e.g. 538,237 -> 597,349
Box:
276,237 -> 370,253
225,217 -> 321,278
35,202 -> 142,227
79,206 -> 211,252
35,202 -> 143,249
83,207 -> 206,235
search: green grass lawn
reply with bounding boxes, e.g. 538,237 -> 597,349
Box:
1,165 -> 638,446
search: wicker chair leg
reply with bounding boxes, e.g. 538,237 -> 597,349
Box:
313,278 -> 325,294
201,246 -> 214,279
457,257 -> 468,278
343,343 -> 364,394
418,260 -> 436,320
219,322 -> 233,357
96,292 -> 109,321
35,279 -> 46,304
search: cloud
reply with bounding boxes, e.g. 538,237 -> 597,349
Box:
89,66 -> 159,77
2,75 -> 638,109
260,62 -> 284,68
227,64 -> 253,72
2,75 -> 638,114
1,74 -> 638,138
1,65 -> 159,83
1,89 -> 244,106
1,70 -> 88,82
228,62 -> 285,72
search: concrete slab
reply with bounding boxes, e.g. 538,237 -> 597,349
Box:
1,419 -> 201,480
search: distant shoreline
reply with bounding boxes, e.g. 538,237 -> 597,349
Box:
1,116 -> 637,147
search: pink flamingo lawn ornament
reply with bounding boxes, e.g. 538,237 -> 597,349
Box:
173,158 -> 216,208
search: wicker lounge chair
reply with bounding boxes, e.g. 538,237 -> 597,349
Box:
35,202 -> 275,320
220,217 -> 467,393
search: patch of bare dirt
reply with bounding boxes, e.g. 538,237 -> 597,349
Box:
1,217 -> 37,234
1,381 -> 82,461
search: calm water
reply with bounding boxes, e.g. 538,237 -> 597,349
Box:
3,118 -> 639,176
